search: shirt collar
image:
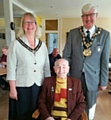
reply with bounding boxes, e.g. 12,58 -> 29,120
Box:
20,35 -> 39,46
83,26 -> 95,38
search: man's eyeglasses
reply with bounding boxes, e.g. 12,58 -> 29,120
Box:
81,13 -> 96,18
23,21 -> 36,25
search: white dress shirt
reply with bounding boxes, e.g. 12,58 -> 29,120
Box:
83,26 -> 95,38
7,36 -> 51,87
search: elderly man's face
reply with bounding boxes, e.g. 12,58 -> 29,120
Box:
54,59 -> 69,79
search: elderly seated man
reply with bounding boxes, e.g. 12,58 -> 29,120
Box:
38,58 -> 86,120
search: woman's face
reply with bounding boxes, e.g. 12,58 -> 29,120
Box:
23,15 -> 37,35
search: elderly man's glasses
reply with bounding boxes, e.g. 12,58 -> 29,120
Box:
81,13 -> 96,18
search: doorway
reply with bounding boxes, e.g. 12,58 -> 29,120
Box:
45,19 -> 58,54
46,33 -> 58,54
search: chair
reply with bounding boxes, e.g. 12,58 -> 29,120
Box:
32,109 -> 88,120
81,111 -> 88,120
32,109 -> 40,119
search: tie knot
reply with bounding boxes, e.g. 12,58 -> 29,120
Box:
86,30 -> 90,42
86,30 -> 90,34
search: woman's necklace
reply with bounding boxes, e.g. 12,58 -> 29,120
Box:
16,38 -> 42,56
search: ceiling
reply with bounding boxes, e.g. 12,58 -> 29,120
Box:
0,0 -> 111,18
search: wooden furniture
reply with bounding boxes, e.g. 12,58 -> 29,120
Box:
108,66 -> 111,94
109,71 -> 111,76
81,111 -> 88,120
0,67 -> 7,75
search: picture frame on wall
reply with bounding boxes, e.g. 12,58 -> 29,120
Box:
66,32 -> 69,40
0,33 -> 5,39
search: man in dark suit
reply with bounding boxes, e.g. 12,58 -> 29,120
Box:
63,3 -> 110,120
38,58 -> 85,120
49,48 -> 61,76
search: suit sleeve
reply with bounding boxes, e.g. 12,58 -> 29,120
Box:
100,31 -> 110,86
63,31 -> 72,65
38,78 -> 51,120
43,43 -> 51,77
68,79 -> 86,120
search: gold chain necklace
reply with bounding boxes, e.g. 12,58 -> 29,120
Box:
79,26 -> 102,56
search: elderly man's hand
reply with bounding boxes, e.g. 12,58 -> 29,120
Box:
46,117 -> 55,120
1,62 -> 7,66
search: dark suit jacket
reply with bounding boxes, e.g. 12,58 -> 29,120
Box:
49,53 -> 61,76
38,76 -> 85,120
63,26 -> 110,91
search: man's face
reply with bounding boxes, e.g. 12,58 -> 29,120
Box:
2,48 -> 8,55
53,49 -> 59,57
81,8 -> 98,29
54,59 -> 69,79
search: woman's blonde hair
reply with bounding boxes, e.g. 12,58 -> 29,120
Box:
17,12 -> 41,38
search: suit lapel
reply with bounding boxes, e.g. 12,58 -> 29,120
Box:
50,76 -> 56,102
67,77 -> 73,108
77,28 -> 85,59
90,26 -> 102,54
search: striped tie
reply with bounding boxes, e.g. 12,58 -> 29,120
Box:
86,30 -> 90,43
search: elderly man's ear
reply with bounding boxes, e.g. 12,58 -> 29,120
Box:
53,66 -> 56,71
67,66 -> 70,72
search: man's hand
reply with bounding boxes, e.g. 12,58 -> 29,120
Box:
99,86 -> 107,91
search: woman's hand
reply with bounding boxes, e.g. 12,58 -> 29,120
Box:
10,87 -> 18,100
9,80 -> 18,100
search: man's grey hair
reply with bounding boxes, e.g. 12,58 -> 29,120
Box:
82,3 -> 98,14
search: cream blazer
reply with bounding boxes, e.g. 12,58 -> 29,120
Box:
7,36 -> 50,87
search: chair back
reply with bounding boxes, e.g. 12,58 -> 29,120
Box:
81,111 -> 88,120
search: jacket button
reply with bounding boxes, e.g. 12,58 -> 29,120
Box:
34,62 -> 36,65
34,70 -> 36,72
